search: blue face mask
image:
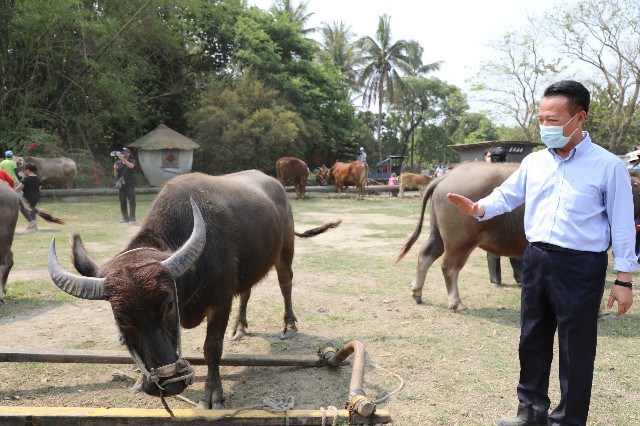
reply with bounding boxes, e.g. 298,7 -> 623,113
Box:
539,112 -> 580,149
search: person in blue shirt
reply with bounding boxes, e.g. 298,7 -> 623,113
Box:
448,80 -> 636,426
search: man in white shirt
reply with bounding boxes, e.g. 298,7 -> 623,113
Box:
448,80 -> 636,426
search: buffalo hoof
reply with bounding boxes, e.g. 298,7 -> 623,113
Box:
412,294 -> 423,304
278,326 -> 298,340
197,399 -> 224,410
448,301 -> 467,313
227,329 -> 247,341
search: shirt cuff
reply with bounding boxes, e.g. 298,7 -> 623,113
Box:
613,257 -> 639,273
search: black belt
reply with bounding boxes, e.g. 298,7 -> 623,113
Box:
531,242 -> 587,255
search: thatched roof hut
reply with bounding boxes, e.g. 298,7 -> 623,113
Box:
129,123 -> 200,187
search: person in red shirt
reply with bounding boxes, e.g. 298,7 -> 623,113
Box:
0,169 -> 14,187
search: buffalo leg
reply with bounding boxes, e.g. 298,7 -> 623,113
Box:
227,289 -> 251,341
441,248 -> 474,312
200,302 -> 233,409
399,185 -> 405,198
411,234 -> 445,304
275,246 -> 298,339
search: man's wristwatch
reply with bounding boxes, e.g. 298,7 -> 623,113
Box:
614,279 -> 634,288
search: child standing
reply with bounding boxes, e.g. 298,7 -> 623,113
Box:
15,164 -> 42,230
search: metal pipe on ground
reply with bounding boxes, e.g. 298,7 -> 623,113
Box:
0,346 -> 349,367
321,340 -> 376,418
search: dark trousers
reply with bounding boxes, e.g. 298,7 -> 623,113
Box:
118,184 -> 136,221
516,243 -> 607,426
19,201 -> 37,222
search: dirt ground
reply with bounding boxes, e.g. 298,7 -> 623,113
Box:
0,192 -> 638,426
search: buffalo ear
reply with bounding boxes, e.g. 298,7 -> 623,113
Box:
71,234 -> 100,277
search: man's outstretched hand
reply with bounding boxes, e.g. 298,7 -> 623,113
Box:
446,193 -> 485,217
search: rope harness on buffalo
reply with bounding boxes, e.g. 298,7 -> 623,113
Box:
123,274 -> 194,417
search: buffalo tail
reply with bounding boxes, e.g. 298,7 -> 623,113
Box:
19,198 -> 65,224
396,177 -> 440,262
295,219 -> 342,238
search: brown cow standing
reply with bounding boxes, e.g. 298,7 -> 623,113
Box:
323,161 -> 369,200
399,172 -> 433,199
275,157 -> 309,200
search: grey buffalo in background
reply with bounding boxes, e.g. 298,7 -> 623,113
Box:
398,161 -> 640,313
398,162 -> 528,312
20,156 -> 77,189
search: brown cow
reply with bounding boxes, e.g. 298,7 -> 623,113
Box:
275,157 -> 309,200
399,172 -> 432,199
323,161 -> 369,200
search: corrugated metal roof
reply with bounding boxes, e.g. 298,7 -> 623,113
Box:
129,123 -> 200,150
448,140 -> 541,150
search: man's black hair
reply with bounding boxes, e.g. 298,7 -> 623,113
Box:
543,80 -> 590,115
489,146 -> 507,163
25,163 -> 37,173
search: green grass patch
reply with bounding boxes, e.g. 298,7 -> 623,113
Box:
0,280 -> 73,319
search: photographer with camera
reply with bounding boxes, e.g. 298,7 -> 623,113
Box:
112,147 -> 137,224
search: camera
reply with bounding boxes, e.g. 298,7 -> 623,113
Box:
110,151 -> 122,158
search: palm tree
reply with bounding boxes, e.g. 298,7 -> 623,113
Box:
319,21 -> 361,88
270,0 -> 316,35
356,14 -> 422,160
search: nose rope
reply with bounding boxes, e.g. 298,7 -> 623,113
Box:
125,280 -> 194,407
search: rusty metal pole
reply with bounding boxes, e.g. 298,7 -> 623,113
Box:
322,341 -> 375,418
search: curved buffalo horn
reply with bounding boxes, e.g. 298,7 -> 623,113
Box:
161,198 -> 207,279
48,237 -> 107,300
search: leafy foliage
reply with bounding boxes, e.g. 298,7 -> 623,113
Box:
189,76 -> 315,174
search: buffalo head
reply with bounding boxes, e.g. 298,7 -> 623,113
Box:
48,199 -> 206,397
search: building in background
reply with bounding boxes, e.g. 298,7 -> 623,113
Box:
450,141 -> 540,164
129,123 -> 200,187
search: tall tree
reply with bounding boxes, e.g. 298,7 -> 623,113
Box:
355,14 -> 420,161
391,77 -> 461,165
270,0 -> 315,35
470,18 -> 563,142
233,6 -> 357,160
188,75 -> 311,174
319,21 -> 360,89
547,0 -> 640,153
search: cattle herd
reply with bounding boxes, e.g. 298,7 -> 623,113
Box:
1,154 -> 638,412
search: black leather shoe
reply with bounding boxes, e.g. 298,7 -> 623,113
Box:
496,416 -> 546,426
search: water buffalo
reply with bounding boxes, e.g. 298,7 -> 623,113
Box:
48,170 -> 341,408
398,162 -> 640,313
398,162 -> 527,312
0,184 -> 19,302
21,156 -> 77,189
322,160 -> 369,200
0,183 -> 64,302
275,156 -> 309,200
